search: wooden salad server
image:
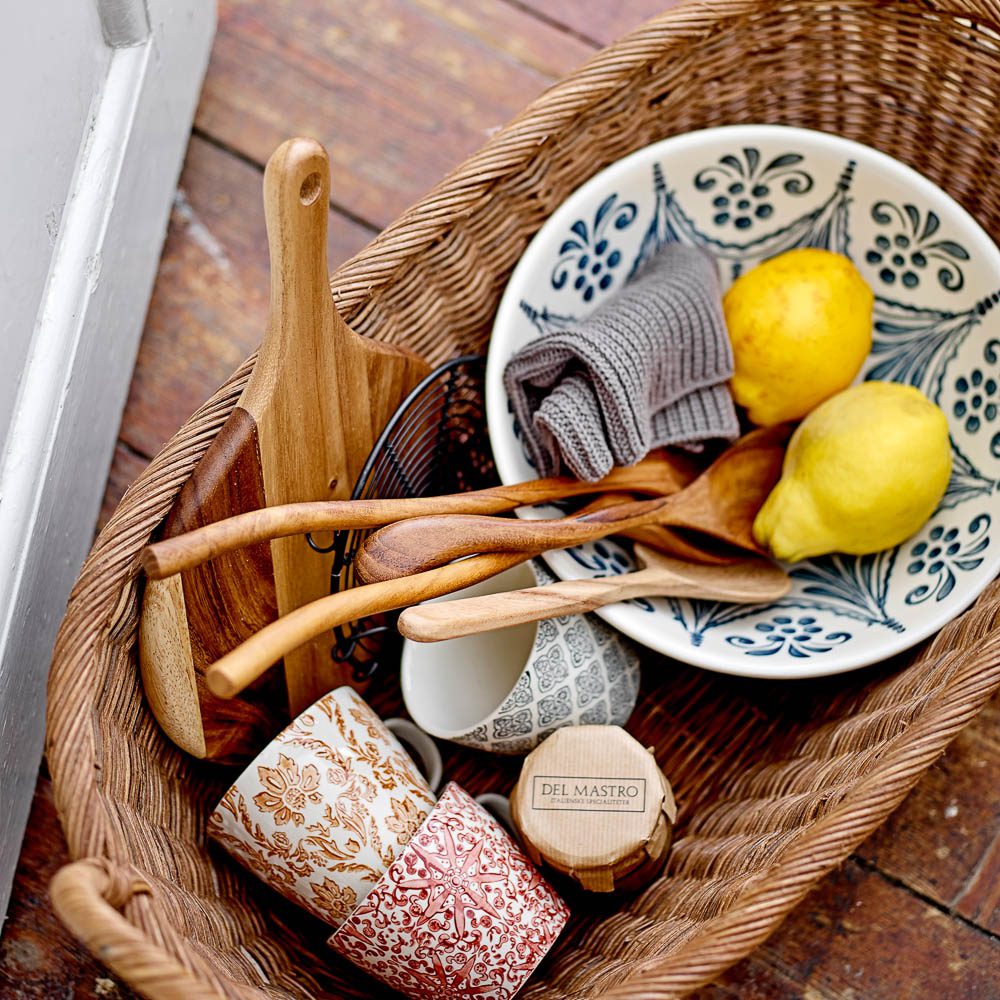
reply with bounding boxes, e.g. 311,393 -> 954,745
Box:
139,138 -> 430,762
204,551 -> 528,700
198,489 -> 723,702
355,424 -> 791,584
200,430 -> 788,703
569,491 -> 741,565
139,450 -> 701,579
397,544 -> 791,642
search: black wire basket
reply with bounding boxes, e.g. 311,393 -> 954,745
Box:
313,355 -> 496,682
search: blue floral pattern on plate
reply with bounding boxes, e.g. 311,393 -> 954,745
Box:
551,193 -> 636,302
866,203 -> 969,291
487,125 -> 1000,679
905,516 -> 991,604
726,616 -> 851,657
694,147 -> 813,231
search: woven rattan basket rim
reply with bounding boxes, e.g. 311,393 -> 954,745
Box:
46,1 -> 1000,997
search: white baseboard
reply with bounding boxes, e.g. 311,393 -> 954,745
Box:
0,0 -> 216,920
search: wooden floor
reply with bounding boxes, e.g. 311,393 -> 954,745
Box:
3,1 -> 1000,997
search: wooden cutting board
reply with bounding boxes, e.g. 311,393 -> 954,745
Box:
138,138 -> 430,763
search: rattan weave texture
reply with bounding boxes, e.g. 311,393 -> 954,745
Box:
47,2 -> 1000,997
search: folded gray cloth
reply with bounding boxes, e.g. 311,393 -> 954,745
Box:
504,243 -> 739,481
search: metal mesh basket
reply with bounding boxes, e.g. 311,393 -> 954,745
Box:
315,355 -> 495,680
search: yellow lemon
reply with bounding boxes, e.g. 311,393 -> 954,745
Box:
753,381 -> 951,562
724,248 -> 874,426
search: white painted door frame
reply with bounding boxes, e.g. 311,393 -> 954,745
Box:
0,0 -> 215,919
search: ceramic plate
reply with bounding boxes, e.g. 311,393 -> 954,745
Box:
485,125 -> 1000,679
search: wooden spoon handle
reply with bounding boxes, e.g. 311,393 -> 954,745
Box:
398,570 -> 666,641
140,476 -> 643,580
356,498 -> 674,583
399,556 -> 791,641
205,551 -> 527,700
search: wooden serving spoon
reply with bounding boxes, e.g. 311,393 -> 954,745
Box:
572,492 -> 741,565
200,488 -> 723,700
356,425 -> 791,584
140,450 -> 700,580
397,544 -> 791,642
205,551 -> 532,699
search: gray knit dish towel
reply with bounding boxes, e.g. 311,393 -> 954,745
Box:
503,243 -> 739,482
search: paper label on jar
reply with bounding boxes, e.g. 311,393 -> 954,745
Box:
530,775 -> 647,812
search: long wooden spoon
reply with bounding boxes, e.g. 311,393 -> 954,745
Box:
202,491 -> 714,700
205,551 -> 530,699
398,544 -> 791,642
356,425 -> 790,584
140,450 -> 700,580
202,434 -> 784,701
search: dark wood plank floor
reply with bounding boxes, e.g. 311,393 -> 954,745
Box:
3,1 -> 999,997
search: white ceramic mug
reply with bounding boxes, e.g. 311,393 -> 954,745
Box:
402,558 -> 641,753
209,686 -> 441,928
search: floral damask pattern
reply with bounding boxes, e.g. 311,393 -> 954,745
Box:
905,516 -> 991,605
329,783 -> 569,1000
253,755 -> 322,826
694,147 -> 813,231
551,193 -> 636,302
312,878 -> 358,925
537,686 -> 573,726
866,202 -> 969,291
209,687 -> 435,929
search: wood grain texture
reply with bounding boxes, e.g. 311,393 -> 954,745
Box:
248,139 -> 429,713
140,139 -> 430,754
693,860 -> 1000,1000
140,449 -> 699,578
857,694 -> 1000,935
12,0 -> 1000,996
156,407 -> 287,762
515,0 -> 681,46
0,776 -> 137,1000
195,0 -> 593,228
356,427 -> 786,582
206,551 -> 528,699
397,549 -> 789,641
120,136 -> 374,459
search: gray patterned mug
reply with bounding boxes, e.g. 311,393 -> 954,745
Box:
401,559 -> 641,754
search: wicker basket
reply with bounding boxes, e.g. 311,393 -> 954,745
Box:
46,2 -> 1000,997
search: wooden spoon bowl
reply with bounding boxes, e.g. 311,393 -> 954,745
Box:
140,449 -> 700,580
356,425 -> 791,584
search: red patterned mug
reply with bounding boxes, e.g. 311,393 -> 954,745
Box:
328,781 -> 569,999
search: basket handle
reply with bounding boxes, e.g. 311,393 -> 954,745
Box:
49,859 -> 229,1000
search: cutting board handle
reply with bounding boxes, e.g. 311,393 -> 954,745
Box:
257,138 -> 349,385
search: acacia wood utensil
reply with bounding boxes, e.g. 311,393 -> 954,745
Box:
398,544 -> 791,642
139,451 -> 700,579
571,492 -> 740,565
199,493 -> 684,701
138,138 -> 430,762
204,551 -> 529,700
356,425 -> 791,584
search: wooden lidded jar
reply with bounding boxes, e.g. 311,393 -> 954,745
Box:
510,725 -> 677,893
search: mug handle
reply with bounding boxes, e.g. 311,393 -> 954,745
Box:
385,718 -> 443,793
475,793 -> 514,836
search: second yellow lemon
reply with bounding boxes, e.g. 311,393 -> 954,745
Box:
753,381 -> 952,563
724,248 -> 874,425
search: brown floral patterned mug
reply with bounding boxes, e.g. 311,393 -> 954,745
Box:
208,686 -> 442,928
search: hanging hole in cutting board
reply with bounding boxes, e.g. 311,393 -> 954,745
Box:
299,171 -> 322,205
